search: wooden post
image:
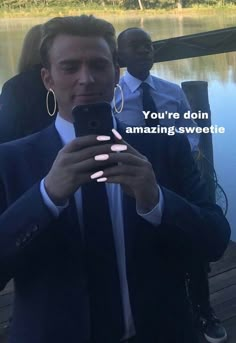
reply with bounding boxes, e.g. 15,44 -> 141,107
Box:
181,81 -> 216,203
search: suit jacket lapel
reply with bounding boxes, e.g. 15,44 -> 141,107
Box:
29,123 -> 63,178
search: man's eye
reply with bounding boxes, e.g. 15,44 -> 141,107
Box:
92,62 -> 108,69
63,66 -> 78,73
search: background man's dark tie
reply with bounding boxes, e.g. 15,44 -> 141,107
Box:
141,82 -> 159,126
82,181 -> 123,343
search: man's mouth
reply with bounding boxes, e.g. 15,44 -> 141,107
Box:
72,93 -> 103,102
73,93 -> 101,98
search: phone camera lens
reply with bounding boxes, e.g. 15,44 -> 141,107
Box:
89,120 -> 99,129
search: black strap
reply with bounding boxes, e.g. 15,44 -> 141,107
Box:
140,82 -> 159,126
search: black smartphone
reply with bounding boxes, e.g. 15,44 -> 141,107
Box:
72,102 -> 113,138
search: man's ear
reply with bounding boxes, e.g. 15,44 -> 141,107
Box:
41,67 -> 53,91
117,52 -> 125,68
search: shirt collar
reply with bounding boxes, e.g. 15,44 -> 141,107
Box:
55,114 -> 75,145
55,113 -> 117,146
123,70 -> 156,93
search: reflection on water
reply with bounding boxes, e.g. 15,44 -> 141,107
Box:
1,15 -> 236,86
153,53 -> 236,84
0,15 -> 236,238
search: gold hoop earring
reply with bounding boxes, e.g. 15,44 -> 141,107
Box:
113,84 -> 124,114
46,88 -> 57,117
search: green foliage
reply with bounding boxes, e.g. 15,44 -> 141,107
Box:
0,0 -> 235,10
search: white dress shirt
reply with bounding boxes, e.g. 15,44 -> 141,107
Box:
115,71 -> 199,152
40,114 -> 164,339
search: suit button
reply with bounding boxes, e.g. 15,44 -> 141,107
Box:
22,237 -> 27,244
16,240 -> 21,248
31,225 -> 39,233
25,232 -> 32,239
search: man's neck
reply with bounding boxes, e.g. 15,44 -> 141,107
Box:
58,110 -> 74,123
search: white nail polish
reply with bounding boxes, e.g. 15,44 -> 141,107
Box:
94,154 -> 109,161
97,177 -> 107,182
96,135 -> 111,141
112,128 -> 122,140
90,170 -> 104,179
111,144 -> 127,152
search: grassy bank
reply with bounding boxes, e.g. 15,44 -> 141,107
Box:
0,6 -> 236,18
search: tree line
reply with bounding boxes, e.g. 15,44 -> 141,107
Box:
0,0 -> 235,10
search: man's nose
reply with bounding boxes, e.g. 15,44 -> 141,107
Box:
137,44 -> 152,55
77,66 -> 95,85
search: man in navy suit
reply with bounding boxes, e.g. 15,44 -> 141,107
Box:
0,15 -> 230,343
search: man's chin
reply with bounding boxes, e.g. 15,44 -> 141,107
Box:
129,64 -> 153,79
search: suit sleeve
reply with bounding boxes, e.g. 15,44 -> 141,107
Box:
0,181 -> 54,291
160,133 -> 230,262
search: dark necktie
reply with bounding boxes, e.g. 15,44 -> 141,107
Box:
141,82 -> 159,126
82,181 -> 123,343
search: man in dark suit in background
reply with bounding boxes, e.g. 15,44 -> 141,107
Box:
0,15 -> 230,343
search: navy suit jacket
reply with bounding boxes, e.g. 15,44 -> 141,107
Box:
0,121 -> 230,343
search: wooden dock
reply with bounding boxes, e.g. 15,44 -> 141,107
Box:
0,241 -> 236,343
206,240 -> 236,342
0,279 -> 12,343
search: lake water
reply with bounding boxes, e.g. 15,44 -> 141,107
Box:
0,14 -> 236,239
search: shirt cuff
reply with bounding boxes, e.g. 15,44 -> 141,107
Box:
137,185 -> 164,226
40,179 -> 69,217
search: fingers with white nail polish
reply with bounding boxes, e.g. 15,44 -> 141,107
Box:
96,177 -> 107,182
112,129 -> 122,140
111,144 -> 127,152
94,154 -> 109,161
96,136 -> 111,141
90,170 -> 104,179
